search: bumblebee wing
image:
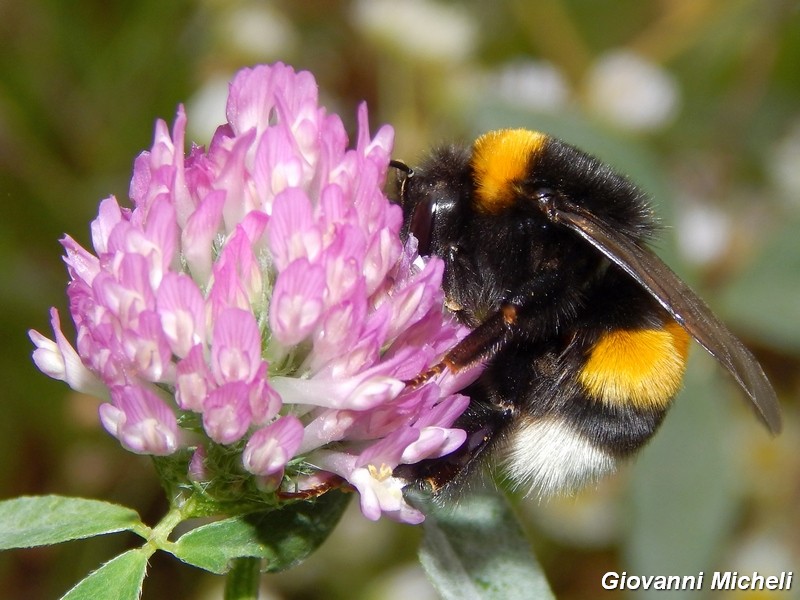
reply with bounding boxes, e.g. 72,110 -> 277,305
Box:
546,199 -> 781,434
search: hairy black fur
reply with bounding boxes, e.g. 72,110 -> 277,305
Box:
392,131 -> 777,499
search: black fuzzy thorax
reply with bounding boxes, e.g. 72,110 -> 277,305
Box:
527,137 -> 657,242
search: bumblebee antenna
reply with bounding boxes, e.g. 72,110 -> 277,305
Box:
389,159 -> 412,175
389,159 -> 413,202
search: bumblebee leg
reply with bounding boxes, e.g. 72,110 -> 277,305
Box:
405,303 -> 519,388
395,385 -> 514,498
276,475 -> 352,500
406,269 -> 583,388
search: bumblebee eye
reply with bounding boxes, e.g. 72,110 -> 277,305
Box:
409,195 -> 434,256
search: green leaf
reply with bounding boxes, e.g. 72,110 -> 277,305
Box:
623,354 -> 740,599
718,215 -> 800,353
171,489 -> 351,574
224,557 -> 261,600
0,496 -> 145,550
60,548 -> 148,600
417,489 -> 556,600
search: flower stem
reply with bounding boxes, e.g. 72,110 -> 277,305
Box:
225,557 -> 262,600
142,505 -> 184,557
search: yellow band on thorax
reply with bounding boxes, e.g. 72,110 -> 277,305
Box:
471,129 -> 547,213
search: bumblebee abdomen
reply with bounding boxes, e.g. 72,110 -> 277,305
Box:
494,315 -> 689,495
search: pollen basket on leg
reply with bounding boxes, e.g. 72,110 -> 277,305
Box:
470,129 -> 547,213
578,321 -> 690,410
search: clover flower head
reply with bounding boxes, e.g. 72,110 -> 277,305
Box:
30,63 -> 475,523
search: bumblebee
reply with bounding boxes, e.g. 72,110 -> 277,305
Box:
391,129 -> 781,498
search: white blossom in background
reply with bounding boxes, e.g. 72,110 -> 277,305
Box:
351,0 -> 477,63
769,117 -> 800,205
186,74 -> 231,143
486,59 -> 571,112
676,201 -> 733,266
728,534 -> 796,580
221,3 -> 298,59
585,50 -> 680,132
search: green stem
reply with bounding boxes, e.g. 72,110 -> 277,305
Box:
141,505 -> 184,557
141,494 -> 204,557
225,557 -> 262,600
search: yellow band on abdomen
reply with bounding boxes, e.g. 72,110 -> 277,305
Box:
578,321 -> 691,410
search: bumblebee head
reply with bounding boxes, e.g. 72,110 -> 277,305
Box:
392,131 -> 567,259
391,147 -> 473,258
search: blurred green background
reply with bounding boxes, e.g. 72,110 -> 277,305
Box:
2,0 -> 798,598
